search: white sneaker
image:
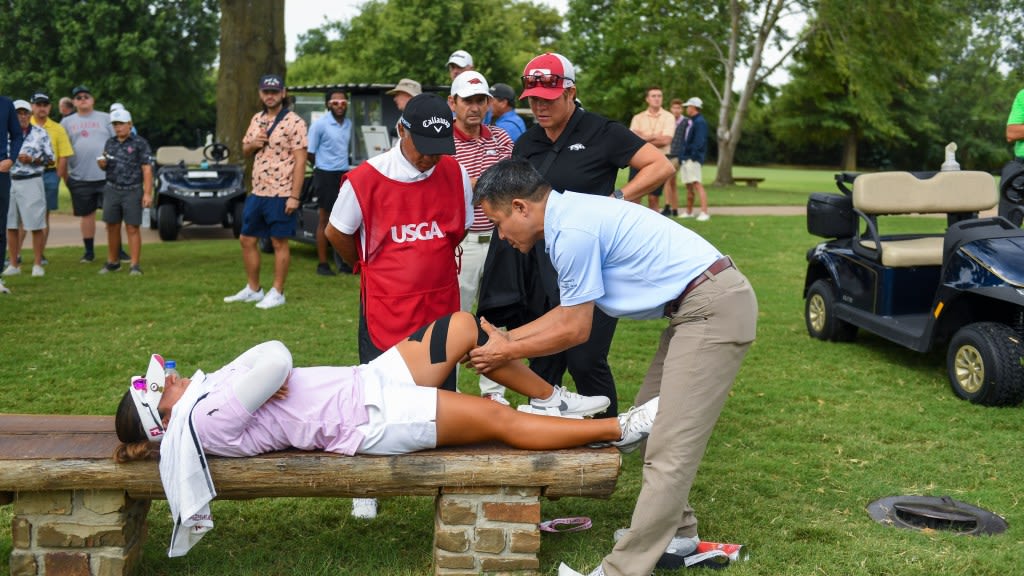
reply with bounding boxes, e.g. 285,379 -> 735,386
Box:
530,385 -> 610,418
224,285 -> 264,303
517,404 -> 582,419
31,265 -> 45,277
613,528 -> 700,567
558,563 -> 604,576
2,265 -> 21,276
483,392 -> 511,406
254,287 -> 286,309
613,396 -> 659,453
0,279 -> 9,294
696,212 -> 711,222
351,498 -> 378,519
679,211 -> 694,219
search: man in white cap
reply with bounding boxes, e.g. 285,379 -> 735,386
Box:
448,70 -> 515,405
96,107 -> 152,276
447,49 -> 474,80
4,99 -> 52,278
679,97 -> 710,221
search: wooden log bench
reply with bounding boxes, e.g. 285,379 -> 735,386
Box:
733,177 -> 765,188
0,414 -> 621,576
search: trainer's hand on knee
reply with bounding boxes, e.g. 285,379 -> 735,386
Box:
468,318 -> 511,374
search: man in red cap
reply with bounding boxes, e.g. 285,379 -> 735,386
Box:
477,52 -> 674,420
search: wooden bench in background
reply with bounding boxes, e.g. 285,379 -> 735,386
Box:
733,177 -> 766,188
0,414 -> 621,576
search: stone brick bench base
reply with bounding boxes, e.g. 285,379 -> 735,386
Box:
1,414 -> 621,575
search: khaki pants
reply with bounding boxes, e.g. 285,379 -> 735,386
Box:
603,265 -> 757,576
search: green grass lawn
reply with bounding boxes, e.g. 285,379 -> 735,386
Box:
615,165 -> 848,207
3,209 -> 1022,574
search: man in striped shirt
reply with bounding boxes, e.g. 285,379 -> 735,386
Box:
448,71 -> 515,404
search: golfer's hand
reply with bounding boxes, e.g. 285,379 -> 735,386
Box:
467,318 -> 512,374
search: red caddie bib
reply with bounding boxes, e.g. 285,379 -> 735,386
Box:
350,156 -> 467,350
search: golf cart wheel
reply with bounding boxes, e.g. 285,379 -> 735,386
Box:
947,322 -> 1024,406
232,202 -> 244,238
805,280 -> 857,342
157,204 -> 179,241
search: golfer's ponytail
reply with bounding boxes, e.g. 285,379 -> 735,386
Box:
113,391 -> 157,462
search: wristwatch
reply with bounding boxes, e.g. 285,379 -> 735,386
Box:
612,189 -> 624,200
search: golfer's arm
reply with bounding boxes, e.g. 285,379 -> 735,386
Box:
505,302 -> 594,359
621,143 -> 675,201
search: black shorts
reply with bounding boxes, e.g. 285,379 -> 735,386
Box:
67,178 -> 106,216
313,169 -> 347,212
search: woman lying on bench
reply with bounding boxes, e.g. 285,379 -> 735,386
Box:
114,311 -> 657,462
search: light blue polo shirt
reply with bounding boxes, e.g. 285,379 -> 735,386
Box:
545,191 -> 722,320
307,113 -> 352,171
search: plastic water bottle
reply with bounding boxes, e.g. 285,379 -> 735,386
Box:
165,360 -> 179,379
941,142 -> 960,171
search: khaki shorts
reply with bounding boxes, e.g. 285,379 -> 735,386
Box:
681,159 -> 703,184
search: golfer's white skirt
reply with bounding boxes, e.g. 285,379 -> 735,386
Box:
356,347 -> 438,455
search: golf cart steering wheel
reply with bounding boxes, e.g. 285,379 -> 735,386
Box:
203,143 -> 230,164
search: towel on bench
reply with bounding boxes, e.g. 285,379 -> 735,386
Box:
161,370 -> 217,557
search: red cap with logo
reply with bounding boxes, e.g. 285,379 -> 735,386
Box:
519,53 -> 576,100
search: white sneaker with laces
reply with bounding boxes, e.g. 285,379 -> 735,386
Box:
351,498 -> 377,519
696,212 -> 711,222
0,279 -> 10,294
679,211 -> 694,219
530,385 -> 610,418
2,265 -> 21,276
613,396 -> 659,453
255,287 -> 286,309
483,392 -> 511,406
224,285 -> 264,303
31,265 -> 45,277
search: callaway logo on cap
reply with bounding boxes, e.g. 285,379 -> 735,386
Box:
399,94 -> 456,155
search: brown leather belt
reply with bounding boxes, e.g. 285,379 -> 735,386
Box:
663,256 -> 735,317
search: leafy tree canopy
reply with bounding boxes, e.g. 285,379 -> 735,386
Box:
288,0 -> 563,89
0,0 -> 219,147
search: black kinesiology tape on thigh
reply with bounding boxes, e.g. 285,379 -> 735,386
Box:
406,314 -> 453,365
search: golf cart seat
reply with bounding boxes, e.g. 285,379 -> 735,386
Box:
851,171 -> 997,267
155,146 -> 207,167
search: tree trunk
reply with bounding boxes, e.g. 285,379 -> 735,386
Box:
712,0 -> 805,187
841,131 -> 857,171
217,0 -> 286,168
